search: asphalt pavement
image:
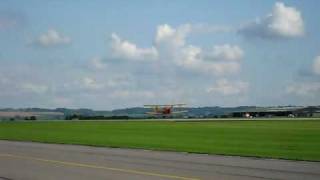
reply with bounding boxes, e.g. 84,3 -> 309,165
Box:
0,140 -> 320,180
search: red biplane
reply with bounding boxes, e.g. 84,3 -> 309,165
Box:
144,104 -> 187,117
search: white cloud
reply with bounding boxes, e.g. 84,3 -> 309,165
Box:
82,77 -> 104,90
21,83 -> 48,94
239,2 -> 304,39
188,24 -> 232,34
313,56 -> 320,75
154,24 -> 231,48
110,33 -> 158,61
107,24 -> 244,76
105,76 -> 131,88
34,29 -> 71,47
60,74 -> 131,93
287,82 -> 320,96
105,24 -> 244,76
90,57 -> 106,70
200,44 -> 244,62
175,44 -> 243,75
153,24 -> 245,76
207,79 -> 249,95
111,90 -> 155,99
155,24 -> 191,48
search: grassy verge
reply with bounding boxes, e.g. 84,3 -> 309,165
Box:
1,120 -> 320,161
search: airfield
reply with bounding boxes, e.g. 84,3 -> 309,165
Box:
0,119 -> 320,179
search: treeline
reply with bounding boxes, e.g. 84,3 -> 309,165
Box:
1,116 -> 37,121
65,114 -> 130,120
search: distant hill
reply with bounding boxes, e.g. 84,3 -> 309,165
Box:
0,105 -> 311,120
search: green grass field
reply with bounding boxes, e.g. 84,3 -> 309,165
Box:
1,119 -> 320,161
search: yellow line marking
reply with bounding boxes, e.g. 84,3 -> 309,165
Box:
0,153 -> 200,180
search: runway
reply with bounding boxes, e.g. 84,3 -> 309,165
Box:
0,140 -> 319,180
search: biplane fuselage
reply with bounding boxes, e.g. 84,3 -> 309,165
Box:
153,106 -> 172,115
144,104 -> 187,116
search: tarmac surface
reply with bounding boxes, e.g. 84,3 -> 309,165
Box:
0,140 -> 320,180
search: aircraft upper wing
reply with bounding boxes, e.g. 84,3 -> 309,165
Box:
144,105 -> 160,107
144,104 -> 186,107
173,104 -> 187,106
144,105 -> 171,107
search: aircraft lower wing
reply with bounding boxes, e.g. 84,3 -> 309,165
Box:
146,111 -> 187,115
171,111 -> 188,114
146,112 -> 162,115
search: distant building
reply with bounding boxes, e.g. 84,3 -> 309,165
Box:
231,106 -> 320,118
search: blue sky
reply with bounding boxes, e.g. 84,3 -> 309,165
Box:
0,0 -> 320,109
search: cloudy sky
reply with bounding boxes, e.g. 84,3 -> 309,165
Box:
1,0 -> 320,109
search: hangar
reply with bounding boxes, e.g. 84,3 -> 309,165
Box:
231,106 -> 320,118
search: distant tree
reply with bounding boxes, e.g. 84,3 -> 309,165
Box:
24,116 -> 36,120
65,114 -> 79,120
